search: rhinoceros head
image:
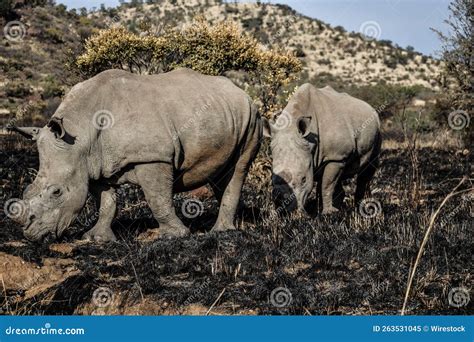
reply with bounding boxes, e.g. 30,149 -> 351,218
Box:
263,111 -> 316,212
9,118 -> 89,242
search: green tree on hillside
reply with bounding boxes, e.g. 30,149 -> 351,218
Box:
433,0 -> 472,112
1,0 -> 50,19
432,0 -> 472,147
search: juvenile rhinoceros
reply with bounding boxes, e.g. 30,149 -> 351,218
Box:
10,68 -> 261,242
263,84 -> 381,214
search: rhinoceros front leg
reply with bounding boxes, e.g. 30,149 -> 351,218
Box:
82,184 -> 117,242
135,162 -> 190,238
320,162 -> 344,215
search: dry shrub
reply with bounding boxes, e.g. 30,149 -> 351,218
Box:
75,19 -> 302,115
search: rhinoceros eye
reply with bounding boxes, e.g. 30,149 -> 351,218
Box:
48,185 -> 63,198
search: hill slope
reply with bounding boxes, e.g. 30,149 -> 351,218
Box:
106,0 -> 440,87
0,0 -> 441,126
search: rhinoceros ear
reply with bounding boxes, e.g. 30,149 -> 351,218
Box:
7,125 -> 41,141
47,117 -> 76,144
47,117 -> 65,139
297,116 -> 312,138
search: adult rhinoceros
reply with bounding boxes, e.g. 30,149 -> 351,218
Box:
263,84 -> 381,214
9,68 -> 262,242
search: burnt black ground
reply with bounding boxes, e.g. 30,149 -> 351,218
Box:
0,136 -> 472,315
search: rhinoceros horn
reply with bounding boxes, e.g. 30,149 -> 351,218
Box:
7,125 -> 41,140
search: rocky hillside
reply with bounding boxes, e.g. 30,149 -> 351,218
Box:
0,0 -> 441,127
108,0 -> 440,87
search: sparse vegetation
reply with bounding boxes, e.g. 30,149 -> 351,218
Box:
433,0 -> 472,110
41,76 -> 64,99
432,0 -> 472,147
5,81 -> 32,98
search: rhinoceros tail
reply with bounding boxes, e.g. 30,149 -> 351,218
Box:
250,102 -> 263,141
371,130 -> 382,168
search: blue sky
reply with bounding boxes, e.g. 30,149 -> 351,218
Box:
58,0 -> 451,56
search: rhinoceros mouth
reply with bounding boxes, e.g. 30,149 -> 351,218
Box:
23,221 -> 58,243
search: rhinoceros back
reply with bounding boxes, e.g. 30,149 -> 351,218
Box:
286,84 -> 380,163
53,68 -> 257,180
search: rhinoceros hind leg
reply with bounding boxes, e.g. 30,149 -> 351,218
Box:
209,177 -> 227,204
355,163 -> 377,205
209,174 -> 244,216
320,162 -> 344,215
211,128 -> 260,232
135,162 -> 190,238
210,164 -> 240,232
82,185 -> 117,242
333,181 -> 346,209
355,134 -> 381,205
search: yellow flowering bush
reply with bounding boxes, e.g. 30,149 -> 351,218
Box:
75,19 -> 302,114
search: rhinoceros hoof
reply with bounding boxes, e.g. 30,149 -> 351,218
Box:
211,223 -> 237,232
321,206 -> 340,215
159,225 -> 190,239
82,228 -> 117,243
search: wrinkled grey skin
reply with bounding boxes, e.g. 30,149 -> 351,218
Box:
263,84 -> 381,214
10,68 -> 261,243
